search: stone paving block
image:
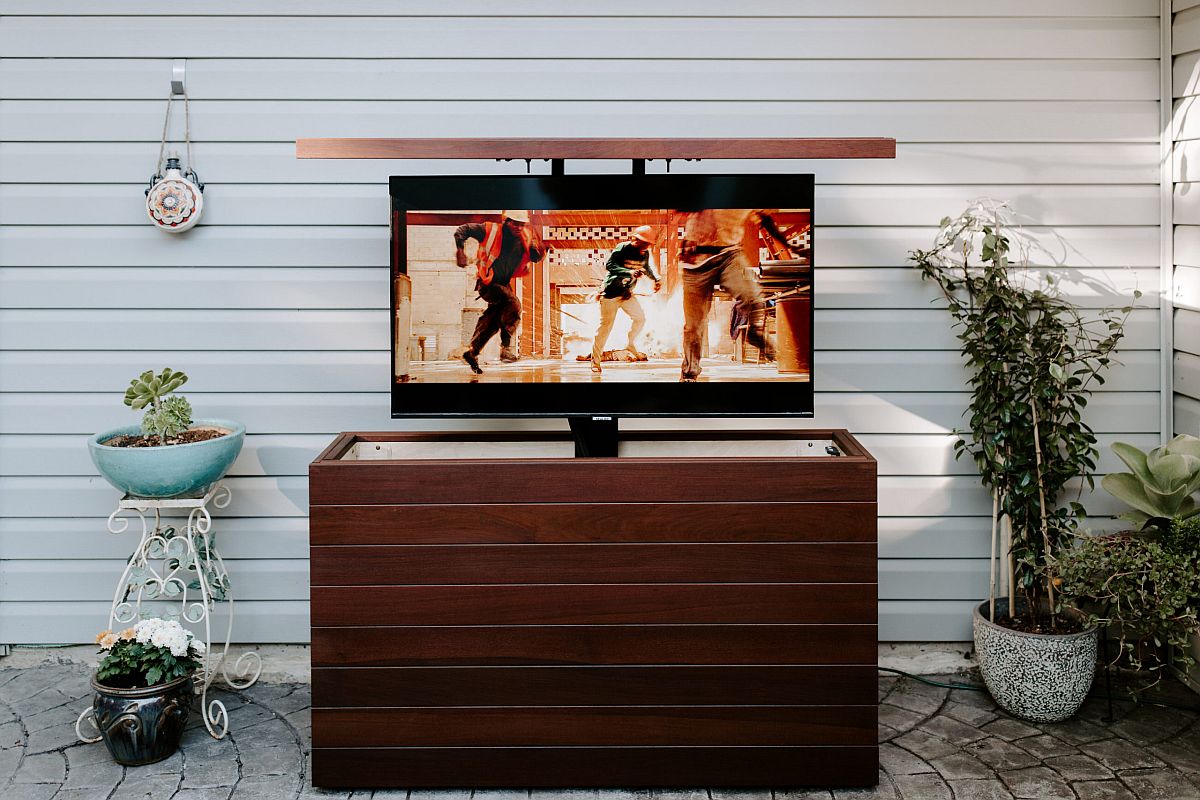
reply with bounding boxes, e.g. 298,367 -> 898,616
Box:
831,771 -> 896,798
1117,767 -> 1200,800
64,741 -> 119,767
368,791 -> 410,799
1080,737 -> 1167,771
877,676 -> 898,703
1072,780 -> 1138,800
0,744 -> 23,782
878,742 -> 934,775
931,751 -> 994,780
997,765 -> 1073,799
964,737 -> 1041,771
979,718 -> 1040,742
1012,733 -> 1077,760
9,688 -> 74,717
1149,739 -> 1200,774
892,729 -> 959,761
0,718 -> 25,748
109,773 -> 181,800
12,750 -> 66,783
471,792 -> 535,800
891,773 -> 952,800
704,793 -> 769,800
296,784 -> 355,800
61,755 -> 124,789
919,713 -> 991,744
180,750 -> 240,788
174,788 -> 235,800
1044,717 -> 1113,745
773,791 -> 833,800
257,686 -> 313,717
1108,706 -> 1195,746
230,774 -> 303,799
946,778 -> 1015,800
877,703 -> 924,733
876,723 -> 898,742
884,680 -> 949,716
238,742 -> 304,777
24,717 -> 90,754
235,719 -> 296,748
1044,753 -> 1114,781
21,700 -> 83,733
943,700 -> 1000,727
141,747 -> 184,774
3,783 -> 60,800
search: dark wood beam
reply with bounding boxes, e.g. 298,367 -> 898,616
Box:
296,137 -> 895,160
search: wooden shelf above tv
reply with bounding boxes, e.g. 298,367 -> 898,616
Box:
295,137 -> 895,160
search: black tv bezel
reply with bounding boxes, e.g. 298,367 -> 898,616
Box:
389,173 -> 815,419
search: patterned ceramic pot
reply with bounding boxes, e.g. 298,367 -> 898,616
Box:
91,672 -> 193,766
973,598 -> 1098,723
88,419 -> 245,498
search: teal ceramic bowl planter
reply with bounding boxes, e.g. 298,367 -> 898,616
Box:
88,419 -> 245,499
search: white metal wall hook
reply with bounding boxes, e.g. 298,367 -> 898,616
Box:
147,59 -> 204,233
171,59 -> 186,96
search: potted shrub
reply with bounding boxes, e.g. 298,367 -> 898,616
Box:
88,368 -> 244,498
89,618 -> 206,765
909,201 -> 1135,722
1058,436 -> 1200,687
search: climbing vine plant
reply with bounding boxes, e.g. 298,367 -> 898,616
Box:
908,201 -> 1136,631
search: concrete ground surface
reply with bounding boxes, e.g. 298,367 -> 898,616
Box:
1,660 -> 1198,800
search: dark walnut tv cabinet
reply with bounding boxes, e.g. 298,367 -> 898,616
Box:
308,429 -> 878,789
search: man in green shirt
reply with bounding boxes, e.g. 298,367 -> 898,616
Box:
590,225 -> 662,373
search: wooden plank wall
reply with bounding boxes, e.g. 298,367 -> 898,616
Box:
0,1 -> 1164,643
1176,0 -> 1200,439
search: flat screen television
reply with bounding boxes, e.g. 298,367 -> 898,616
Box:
389,174 -> 814,440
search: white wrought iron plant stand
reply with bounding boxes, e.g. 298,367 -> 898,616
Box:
76,483 -> 262,742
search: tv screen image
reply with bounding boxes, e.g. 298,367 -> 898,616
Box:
390,174 -> 815,418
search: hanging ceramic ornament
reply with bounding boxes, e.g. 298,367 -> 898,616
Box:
146,89 -> 204,233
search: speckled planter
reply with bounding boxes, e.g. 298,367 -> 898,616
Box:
88,419 -> 244,498
91,672 -> 193,766
973,598 -> 1098,723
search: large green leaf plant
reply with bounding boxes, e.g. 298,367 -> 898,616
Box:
909,201 -> 1135,631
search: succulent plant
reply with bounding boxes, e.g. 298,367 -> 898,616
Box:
1101,435 -> 1200,530
123,368 -> 193,443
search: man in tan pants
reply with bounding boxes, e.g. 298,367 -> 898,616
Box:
590,225 -> 661,373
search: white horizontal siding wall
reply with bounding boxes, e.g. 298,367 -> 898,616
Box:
1176,0 -> 1200,439
0,1 -> 1164,643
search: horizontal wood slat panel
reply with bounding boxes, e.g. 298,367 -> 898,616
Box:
309,746 -> 879,789
310,584 -> 876,626
0,1 -> 1158,16
0,392 -> 1162,438
310,665 -> 878,707
0,100 -> 1159,144
309,543 -> 876,586
0,58 -> 1158,102
309,461 -> 875,505
310,502 -> 875,544
311,625 -> 877,667
0,184 -> 1157,226
0,17 -> 1157,60
311,706 -> 877,748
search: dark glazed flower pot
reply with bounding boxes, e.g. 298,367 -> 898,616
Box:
91,672 -> 193,766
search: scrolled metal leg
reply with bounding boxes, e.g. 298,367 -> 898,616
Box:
221,651 -> 262,690
202,696 -> 229,740
75,707 -> 102,744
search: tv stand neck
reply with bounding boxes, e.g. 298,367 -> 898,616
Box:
568,416 -> 618,458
